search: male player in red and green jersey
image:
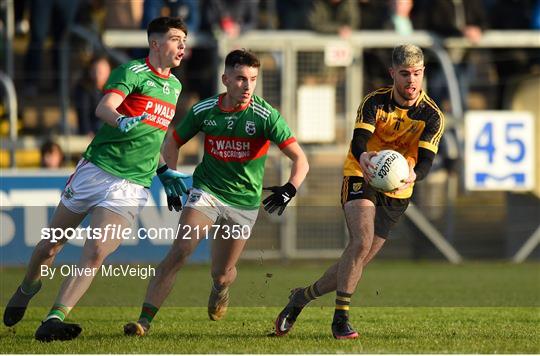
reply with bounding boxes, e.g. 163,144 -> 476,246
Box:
3,17 -> 190,342
124,49 -> 310,336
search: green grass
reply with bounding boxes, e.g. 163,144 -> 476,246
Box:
1,261 -> 539,353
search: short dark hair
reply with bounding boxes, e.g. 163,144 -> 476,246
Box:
225,49 -> 260,69
147,17 -> 188,38
40,140 -> 64,167
40,140 -> 62,156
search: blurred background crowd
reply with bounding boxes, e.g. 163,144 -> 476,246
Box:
0,0 -> 539,168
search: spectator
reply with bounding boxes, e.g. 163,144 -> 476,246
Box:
257,0 -> 277,29
411,0 -> 491,110
387,0 -> 414,35
103,0 -> 143,30
205,0 -> 259,38
74,55 -> 112,136
24,0 -> 80,97
74,0 -> 104,33
15,0 -> 29,35
308,0 -> 359,39
141,0 -> 200,33
358,0 -> 388,29
276,0 -> 313,30
412,0 -> 488,43
40,140 -> 64,169
489,0 -> 535,30
488,0 -> 539,108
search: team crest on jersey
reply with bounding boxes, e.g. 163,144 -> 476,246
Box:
245,121 -> 256,135
352,182 -> 362,192
162,82 -> 170,95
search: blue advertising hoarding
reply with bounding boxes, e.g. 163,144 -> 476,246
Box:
0,169 -> 210,265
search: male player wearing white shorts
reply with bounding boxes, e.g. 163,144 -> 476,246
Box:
123,49 -> 310,336
3,17 -> 190,342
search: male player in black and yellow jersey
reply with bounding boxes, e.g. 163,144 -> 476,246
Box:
274,44 -> 444,339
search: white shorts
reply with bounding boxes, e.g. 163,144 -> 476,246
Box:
60,159 -> 149,223
185,188 -> 259,231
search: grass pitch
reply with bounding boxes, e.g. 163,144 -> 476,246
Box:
1,261 -> 539,353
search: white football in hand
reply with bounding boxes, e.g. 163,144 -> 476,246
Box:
368,150 -> 409,192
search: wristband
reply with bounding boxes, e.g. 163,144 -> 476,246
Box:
156,164 -> 169,174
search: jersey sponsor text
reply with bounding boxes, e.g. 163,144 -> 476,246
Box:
205,135 -> 269,162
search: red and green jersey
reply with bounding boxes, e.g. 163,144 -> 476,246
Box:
173,94 -> 296,209
83,57 -> 182,187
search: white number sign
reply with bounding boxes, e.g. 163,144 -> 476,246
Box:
465,111 -> 535,191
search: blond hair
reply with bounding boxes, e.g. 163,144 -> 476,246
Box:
392,44 -> 424,67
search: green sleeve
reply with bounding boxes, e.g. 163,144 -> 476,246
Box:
265,109 -> 295,148
174,108 -> 201,145
103,65 -> 139,97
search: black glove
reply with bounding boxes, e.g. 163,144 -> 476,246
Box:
262,183 -> 297,216
166,195 -> 183,212
157,164 -> 189,212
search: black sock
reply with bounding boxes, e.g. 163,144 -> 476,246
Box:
333,291 -> 352,321
293,282 -> 322,306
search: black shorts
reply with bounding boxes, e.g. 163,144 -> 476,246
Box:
340,176 -> 409,239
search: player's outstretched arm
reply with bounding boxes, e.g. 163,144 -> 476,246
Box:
263,142 -> 309,216
161,129 -> 181,168
95,92 -> 124,126
156,130 -> 191,211
95,92 -> 146,133
280,142 -> 309,189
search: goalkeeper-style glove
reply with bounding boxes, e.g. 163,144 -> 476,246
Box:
156,164 -> 191,211
117,113 -> 147,133
262,183 -> 297,216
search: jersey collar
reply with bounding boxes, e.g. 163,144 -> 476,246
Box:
217,93 -> 252,113
145,57 -> 170,79
390,87 -> 424,109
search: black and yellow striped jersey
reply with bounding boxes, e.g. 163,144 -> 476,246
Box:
343,86 -> 445,198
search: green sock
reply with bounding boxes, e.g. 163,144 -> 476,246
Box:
45,303 -> 70,322
138,303 -> 159,324
21,278 -> 42,295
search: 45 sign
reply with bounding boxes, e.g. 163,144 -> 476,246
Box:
465,111 -> 535,191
